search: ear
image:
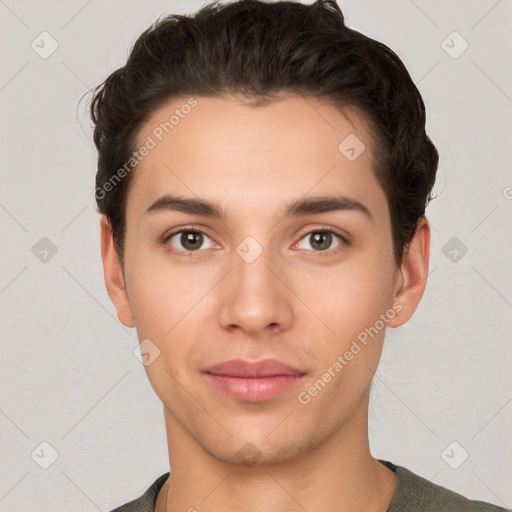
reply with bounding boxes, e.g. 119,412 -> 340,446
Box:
99,215 -> 135,328
387,217 -> 430,328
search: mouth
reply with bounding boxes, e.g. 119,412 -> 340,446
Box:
203,358 -> 307,402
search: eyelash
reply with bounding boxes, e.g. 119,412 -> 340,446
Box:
162,226 -> 348,258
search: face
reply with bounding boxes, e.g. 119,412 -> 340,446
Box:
101,94 -> 429,467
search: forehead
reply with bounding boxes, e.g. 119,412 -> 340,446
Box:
128,95 -> 387,223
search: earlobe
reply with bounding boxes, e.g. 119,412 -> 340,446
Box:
99,215 -> 135,328
387,217 -> 430,328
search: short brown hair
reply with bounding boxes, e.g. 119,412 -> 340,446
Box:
89,0 -> 438,266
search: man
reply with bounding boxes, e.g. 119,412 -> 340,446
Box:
89,1 -> 508,510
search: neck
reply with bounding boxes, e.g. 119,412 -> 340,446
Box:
156,392 -> 396,512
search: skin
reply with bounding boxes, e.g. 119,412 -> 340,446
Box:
100,94 -> 430,512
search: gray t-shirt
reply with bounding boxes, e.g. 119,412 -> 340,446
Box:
109,459 -> 509,512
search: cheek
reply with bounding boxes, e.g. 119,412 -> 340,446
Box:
124,236 -> 204,328
293,257 -> 395,409
126,271 -> 168,335
125,259 -> 203,397
295,250 -> 395,344
125,248 -> 215,368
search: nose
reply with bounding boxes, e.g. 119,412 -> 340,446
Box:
218,240 -> 293,335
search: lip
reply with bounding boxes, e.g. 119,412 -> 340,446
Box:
203,359 -> 306,402
204,358 -> 305,378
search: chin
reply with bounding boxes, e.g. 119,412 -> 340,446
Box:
196,426 -> 316,468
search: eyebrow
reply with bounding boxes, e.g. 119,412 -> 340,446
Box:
145,194 -> 373,222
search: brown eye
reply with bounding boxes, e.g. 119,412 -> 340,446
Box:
309,232 -> 332,251
296,229 -> 345,254
166,230 -> 214,253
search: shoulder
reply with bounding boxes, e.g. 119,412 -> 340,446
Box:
380,460 -> 510,512
108,472 -> 169,512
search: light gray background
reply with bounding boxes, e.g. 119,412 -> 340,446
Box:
1,0 -> 511,510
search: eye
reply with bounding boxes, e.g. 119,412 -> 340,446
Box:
163,226 -> 348,257
164,229 -> 215,255
295,228 -> 346,255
